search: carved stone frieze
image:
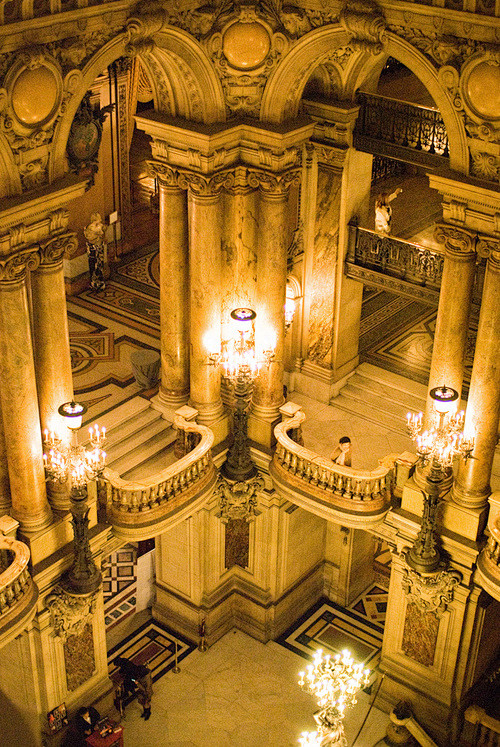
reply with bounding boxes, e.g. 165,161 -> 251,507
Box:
434,223 -> 477,255
340,0 -> 386,54
216,473 -> 264,522
45,585 -> 98,640
401,563 -> 461,616
39,232 -> 78,266
0,247 -> 40,283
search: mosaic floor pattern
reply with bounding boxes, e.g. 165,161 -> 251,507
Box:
108,619 -> 196,685
103,545 -> 137,630
277,598 -> 383,681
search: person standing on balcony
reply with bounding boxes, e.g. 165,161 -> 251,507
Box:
331,436 -> 352,467
375,187 -> 402,235
84,212 -> 107,291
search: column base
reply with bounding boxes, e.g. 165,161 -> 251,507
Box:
291,359 -> 356,404
12,505 -> 53,537
452,481 -> 490,510
150,391 -> 187,422
248,408 -> 281,449
47,479 -> 71,511
189,402 -> 229,446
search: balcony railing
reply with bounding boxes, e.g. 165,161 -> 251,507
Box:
355,93 -> 450,167
270,410 -> 392,528
0,535 -> 38,648
463,706 -> 500,746
101,414 -> 217,539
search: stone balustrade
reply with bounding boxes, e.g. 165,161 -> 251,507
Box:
102,415 -> 217,540
0,534 -> 38,649
270,411 -> 393,528
464,705 -> 500,745
475,492 -> 500,603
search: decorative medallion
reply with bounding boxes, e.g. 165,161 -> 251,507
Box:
400,561 -> 461,616
66,92 -> 114,186
216,473 -> 264,523
222,21 -> 271,70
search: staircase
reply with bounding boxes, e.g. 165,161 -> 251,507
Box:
84,397 -> 176,481
330,362 -> 429,435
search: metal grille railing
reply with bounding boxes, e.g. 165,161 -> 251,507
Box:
356,93 -> 449,158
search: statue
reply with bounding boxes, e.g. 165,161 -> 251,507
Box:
84,213 -> 106,291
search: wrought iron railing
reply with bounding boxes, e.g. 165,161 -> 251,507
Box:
348,225 -> 444,290
356,93 -> 449,158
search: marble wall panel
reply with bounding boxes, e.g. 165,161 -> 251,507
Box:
307,167 -> 342,366
225,518 -> 250,570
402,602 -> 439,667
63,622 -> 95,692
283,506 -> 326,591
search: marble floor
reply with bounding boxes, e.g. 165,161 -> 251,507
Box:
115,627 -> 388,747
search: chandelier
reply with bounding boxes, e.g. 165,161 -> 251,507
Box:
405,385 -> 474,574
406,385 -> 473,469
43,401 -> 106,489
298,649 -> 370,746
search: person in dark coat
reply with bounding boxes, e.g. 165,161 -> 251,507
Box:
113,656 -> 153,719
74,706 -> 101,736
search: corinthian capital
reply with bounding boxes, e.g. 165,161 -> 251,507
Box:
0,247 -> 40,284
177,169 -> 235,197
477,234 -> 500,270
39,232 -> 78,266
149,162 -> 180,188
248,168 -> 301,196
433,224 -> 477,259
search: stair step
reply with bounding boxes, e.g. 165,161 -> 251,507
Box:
342,379 -> 422,418
330,393 -> 409,435
84,397 -> 151,436
105,418 -> 172,463
101,408 -> 164,449
108,427 -> 176,476
122,445 -> 179,482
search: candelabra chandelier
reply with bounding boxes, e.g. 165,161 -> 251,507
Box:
209,308 -> 274,482
298,649 -> 370,747
406,385 -> 474,574
43,401 -> 106,489
43,401 -> 106,595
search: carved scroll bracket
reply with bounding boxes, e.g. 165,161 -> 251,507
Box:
400,561 -> 462,616
45,584 -> 98,640
434,223 -> 477,259
38,231 -> 78,266
216,473 -> 264,523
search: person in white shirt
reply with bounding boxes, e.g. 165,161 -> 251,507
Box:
375,187 -> 402,235
331,436 -> 352,467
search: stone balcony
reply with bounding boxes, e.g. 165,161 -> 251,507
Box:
270,410 -> 393,529
475,492 -> 500,604
0,532 -> 38,650
101,414 -> 217,541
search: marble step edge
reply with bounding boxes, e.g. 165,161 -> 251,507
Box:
99,408 -> 164,449
355,362 -> 429,401
108,428 -> 177,476
121,445 -> 179,482
342,378 -> 423,415
105,418 -> 174,462
84,396 -> 152,436
329,394 -> 408,435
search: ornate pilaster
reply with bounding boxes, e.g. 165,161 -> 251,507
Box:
249,169 -> 300,447
453,236 -> 500,508
150,163 -> 190,415
0,248 -> 52,533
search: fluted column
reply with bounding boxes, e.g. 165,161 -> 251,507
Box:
152,165 -> 189,412
251,170 -> 299,445
0,248 -> 52,532
453,236 -> 500,509
184,172 -> 226,429
425,225 -> 476,424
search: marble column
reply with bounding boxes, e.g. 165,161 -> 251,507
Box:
0,249 -> 52,532
0,400 -> 11,513
425,225 -> 476,424
153,166 -> 189,413
453,236 -> 500,509
185,173 -> 225,430
251,171 -> 298,446
31,233 -> 76,510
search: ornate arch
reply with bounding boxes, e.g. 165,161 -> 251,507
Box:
261,26 -> 350,125
345,33 -> 468,173
50,29 -> 225,180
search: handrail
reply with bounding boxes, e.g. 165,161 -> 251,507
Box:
0,535 -> 32,617
464,705 -> 500,742
273,411 -> 392,506
102,415 -> 214,514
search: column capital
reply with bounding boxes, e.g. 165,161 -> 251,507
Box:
149,162 -> 183,190
433,223 -> 477,259
0,247 -> 40,285
477,234 -> 500,271
38,232 -> 78,267
248,168 -> 301,197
